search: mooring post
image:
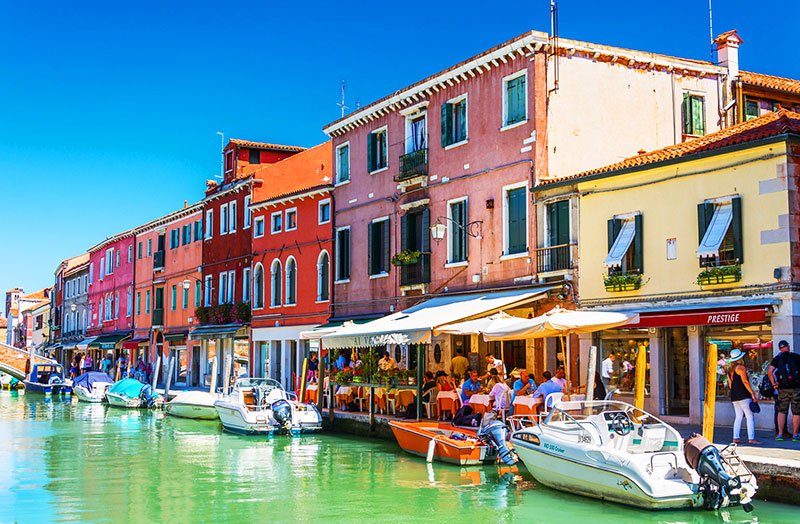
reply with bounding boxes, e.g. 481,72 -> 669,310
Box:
703,343 -> 718,442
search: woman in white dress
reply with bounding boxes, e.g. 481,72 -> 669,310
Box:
488,374 -> 511,412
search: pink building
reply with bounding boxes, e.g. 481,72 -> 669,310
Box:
86,230 -> 136,365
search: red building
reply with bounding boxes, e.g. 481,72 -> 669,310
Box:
250,142 -> 333,390
85,230 -> 136,365
193,139 -> 303,385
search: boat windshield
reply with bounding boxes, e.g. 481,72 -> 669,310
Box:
234,378 -> 283,390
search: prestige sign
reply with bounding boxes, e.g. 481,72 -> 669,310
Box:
628,307 -> 768,329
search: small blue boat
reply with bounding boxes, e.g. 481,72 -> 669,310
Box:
106,378 -> 162,409
24,364 -> 72,395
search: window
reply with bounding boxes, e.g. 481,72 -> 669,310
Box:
221,204 -> 229,235
368,218 -> 390,275
441,96 -> 467,147
697,196 -> 742,267
204,275 -> 213,306
225,150 -> 234,173
116,250 -> 120,269
126,287 -> 132,317
682,93 -> 706,136
145,290 -> 151,314
205,210 -> 214,239
170,229 -> 180,249
448,198 -> 468,264
194,219 -> 203,241
147,238 -> 152,256
336,143 -> 350,184
89,263 -> 94,283
270,260 -> 282,307
182,285 -> 188,309
254,216 -> 265,238
605,214 -> 643,275
318,199 -> 331,224
271,212 -> 282,234
254,264 -> 264,308
367,128 -> 388,173
229,201 -> 237,232
136,292 -> 141,315
128,245 -> 133,263
194,280 -> 201,307
243,195 -> 252,228
137,242 -> 143,260
114,292 -> 119,319
744,98 -> 760,121
317,251 -> 330,302
227,270 -> 235,304
182,224 -> 191,245
219,272 -> 228,305
99,258 -> 105,280
248,148 -> 260,164
503,71 -> 527,127
243,267 -> 251,303
171,285 -> 177,311
285,257 -> 297,305
335,227 -> 351,282
285,208 -> 297,231
503,184 -> 528,256
106,248 -> 115,275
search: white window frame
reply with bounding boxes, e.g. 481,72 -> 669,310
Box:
318,198 -> 331,225
284,256 -> 297,306
204,275 -> 213,306
334,226 -> 351,284
114,292 -> 119,319
127,245 -> 133,263
126,287 -> 132,317
368,126 -> 389,174
220,203 -> 229,235
285,207 -> 298,232
99,258 -> 105,280
501,181 -> 530,260
369,216 -> 390,278
254,216 -> 265,238
106,248 -> 115,275
271,211 -> 283,234
242,267 -> 251,304
270,259 -> 282,308
218,273 -> 227,305
227,270 -> 235,304
253,263 -> 264,309
404,110 -> 428,154
243,195 -> 252,229
501,69 -> 528,130
445,196 -> 469,267
316,250 -> 330,303
89,263 -> 94,283
145,291 -> 151,314
443,94 -> 469,150
205,210 -> 214,239
229,200 -> 237,233
335,142 -> 350,186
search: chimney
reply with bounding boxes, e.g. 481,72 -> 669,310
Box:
713,30 -> 742,79
183,200 -> 188,209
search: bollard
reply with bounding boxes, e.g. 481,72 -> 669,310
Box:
703,343 -> 718,442
209,357 -> 218,395
633,344 -> 647,411
585,345 -> 597,401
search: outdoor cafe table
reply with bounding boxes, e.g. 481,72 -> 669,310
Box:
512,395 -> 542,415
304,384 -> 318,404
335,386 -> 355,407
468,394 -> 492,414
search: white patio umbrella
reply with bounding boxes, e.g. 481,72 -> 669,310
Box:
432,311 -> 521,336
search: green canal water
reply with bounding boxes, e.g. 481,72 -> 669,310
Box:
0,392 -> 796,524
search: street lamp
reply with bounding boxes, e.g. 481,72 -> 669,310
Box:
70,303 -> 77,312
429,216 -> 483,243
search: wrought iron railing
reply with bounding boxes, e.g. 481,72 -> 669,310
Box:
400,253 -> 431,286
536,244 -> 576,273
153,251 -> 165,271
152,308 -> 164,326
397,148 -> 428,181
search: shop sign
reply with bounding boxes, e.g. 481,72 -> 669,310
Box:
630,307 -> 768,328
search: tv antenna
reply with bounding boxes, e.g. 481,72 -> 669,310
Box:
336,80 -> 349,118
708,0 -> 714,61
549,0 -> 560,92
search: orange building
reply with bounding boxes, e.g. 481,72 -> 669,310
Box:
133,202 -> 204,386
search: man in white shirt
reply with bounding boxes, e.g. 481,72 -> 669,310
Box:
482,353 -> 506,380
601,353 -> 616,390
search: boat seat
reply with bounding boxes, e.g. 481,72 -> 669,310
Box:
628,425 -> 667,453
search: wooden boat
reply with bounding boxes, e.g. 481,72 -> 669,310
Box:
388,420 -> 499,465
23,364 -> 72,395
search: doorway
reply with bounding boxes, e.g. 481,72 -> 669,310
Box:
191,346 -> 200,387
664,327 -> 690,416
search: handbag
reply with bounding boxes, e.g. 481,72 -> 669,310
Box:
749,400 -> 761,414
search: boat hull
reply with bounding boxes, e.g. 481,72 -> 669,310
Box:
389,421 -> 497,466
106,392 -> 143,408
166,402 -> 219,420
24,381 -> 72,395
73,384 -> 111,403
214,401 -> 322,436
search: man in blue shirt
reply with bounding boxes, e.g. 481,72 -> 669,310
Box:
534,371 -> 565,411
460,370 -> 482,403
511,370 -> 537,405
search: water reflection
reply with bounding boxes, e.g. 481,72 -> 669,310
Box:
0,393 -> 795,524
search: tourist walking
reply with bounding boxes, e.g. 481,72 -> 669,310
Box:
83,353 -> 93,374
601,353 -> 615,390
767,340 -> 800,441
727,349 -> 760,445
449,347 -> 469,381
101,353 -> 114,376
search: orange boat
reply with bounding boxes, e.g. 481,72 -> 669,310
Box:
389,420 -> 498,465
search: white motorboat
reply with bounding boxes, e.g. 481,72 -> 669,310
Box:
214,378 -> 322,436
106,378 -> 163,409
510,400 -> 757,512
166,391 -> 219,420
72,371 -> 114,403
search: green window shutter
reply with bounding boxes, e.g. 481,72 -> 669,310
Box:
697,202 -> 713,244
516,75 -> 526,122
441,103 -> 453,147
692,96 -> 705,135
382,219 -> 391,273
367,133 -> 376,172
421,207 -> 431,253
508,188 -> 526,254
607,218 -> 622,251
367,222 -> 374,275
457,101 -> 467,142
745,99 -> 759,121
400,214 -> 409,251
731,196 -> 743,264
682,93 -> 690,135
633,214 -> 644,273
554,201 -> 570,245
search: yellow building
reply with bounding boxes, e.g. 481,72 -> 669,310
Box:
535,110 -> 800,429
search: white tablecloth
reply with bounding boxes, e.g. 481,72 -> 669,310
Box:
513,395 -> 542,408
469,394 -> 491,407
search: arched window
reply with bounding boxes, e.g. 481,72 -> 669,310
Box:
270,259 -> 282,307
317,251 -> 330,302
285,257 -> 297,305
253,263 -> 264,309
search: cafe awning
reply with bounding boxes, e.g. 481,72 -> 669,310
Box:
321,287 -> 554,349
300,319 -> 375,341
75,337 -> 97,351
89,333 -> 131,350
434,312 -> 523,336
165,331 -> 189,342
190,324 -> 242,340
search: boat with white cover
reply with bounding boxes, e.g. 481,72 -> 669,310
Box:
214,378 -> 322,436
166,391 -> 219,420
510,400 -> 757,512
72,371 -> 115,403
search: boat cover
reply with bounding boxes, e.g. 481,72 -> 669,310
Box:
73,371 -> 114,392
108,378 -> 146,397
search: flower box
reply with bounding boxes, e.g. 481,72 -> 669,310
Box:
604,282 -> 641,292
603,272 -> 642,293
391,250 -> 422,266
696,265 -> 741,286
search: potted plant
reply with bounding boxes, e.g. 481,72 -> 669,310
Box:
334,369 -> 353,385
195,306 -> 209,325
391,249 -> 422,266
233,302 -> 251,323
604,272 -> 642,292
352,367 -> 364,383
696,264 -> 741,286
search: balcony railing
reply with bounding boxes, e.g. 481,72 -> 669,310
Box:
152,308 -> 164,326
397,148 -> 428,181
536,243 -> 576,273
153,251 -> 165,271
400,253 -> 431,287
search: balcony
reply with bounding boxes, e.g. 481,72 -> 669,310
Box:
153,250 -> 165,271
400,253 -> 431,287
152,308 -> 164,326
396,148 -> 428,181
536,244 -> 576,273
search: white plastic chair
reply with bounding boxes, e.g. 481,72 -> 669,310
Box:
544,392 -> 563,412
604,388 -> 618,401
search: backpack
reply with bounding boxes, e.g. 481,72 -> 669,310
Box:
773,352 -> 800,389
759,373 -> 775,399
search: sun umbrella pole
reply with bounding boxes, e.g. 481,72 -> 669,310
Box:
633,344 -> 647,410
702,343 -> 718,442
151,355 -> 161,389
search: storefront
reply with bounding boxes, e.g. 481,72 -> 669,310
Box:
252,325 -> 317,392
189,325 -> 249,390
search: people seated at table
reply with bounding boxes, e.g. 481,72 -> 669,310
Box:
480,353 -> 506,381
453,404 -> 482,427
421,371 -> 437,402
533,370 -> 565,412
460,371 -> 481,403
551,367 -> 567,389
487,374 -> 510,412
449,347 -> 469,381
336,350 -> 350,371
511,370 -> 537,405
435,371 -> 456,392
378,351 -> 398,371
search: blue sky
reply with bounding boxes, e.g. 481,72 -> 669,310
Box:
1,0 -> 798,300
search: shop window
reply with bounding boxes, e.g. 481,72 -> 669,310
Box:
598,330 -> 651,395
707,326 -> 773,400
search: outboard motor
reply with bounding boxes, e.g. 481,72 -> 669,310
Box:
271,399 -> 293,431
49,375 -> 63,385
684,434 -> 753,512
477,413 -> 517,465
140,384 -> 160,408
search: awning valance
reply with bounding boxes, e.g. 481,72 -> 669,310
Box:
89,333 -> 131,349
604,218 -> 635,268
190,324 -> 242,339
697,202 -> 733,258
321,287 -> 554,349
75,337 -> 97,351
165,331 -> 188,342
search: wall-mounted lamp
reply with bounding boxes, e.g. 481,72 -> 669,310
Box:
557,282 -> 573,301
430,216 -> 483,243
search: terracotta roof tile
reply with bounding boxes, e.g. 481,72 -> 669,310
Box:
0,317 -> 7,328
250,142 -> 333,204
538,109 -> 800,186
740,71 -> 800,96
227,139 -> 306,152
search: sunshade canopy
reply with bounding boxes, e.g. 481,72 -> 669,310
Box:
483,306 -> 639,341
433,312 -> 523,336
604,218 -> 636,268
697,202 -> 733,258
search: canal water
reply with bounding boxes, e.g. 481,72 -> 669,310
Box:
0,392 -> 795,524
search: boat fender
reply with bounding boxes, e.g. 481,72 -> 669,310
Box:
426,436 -> 442,463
